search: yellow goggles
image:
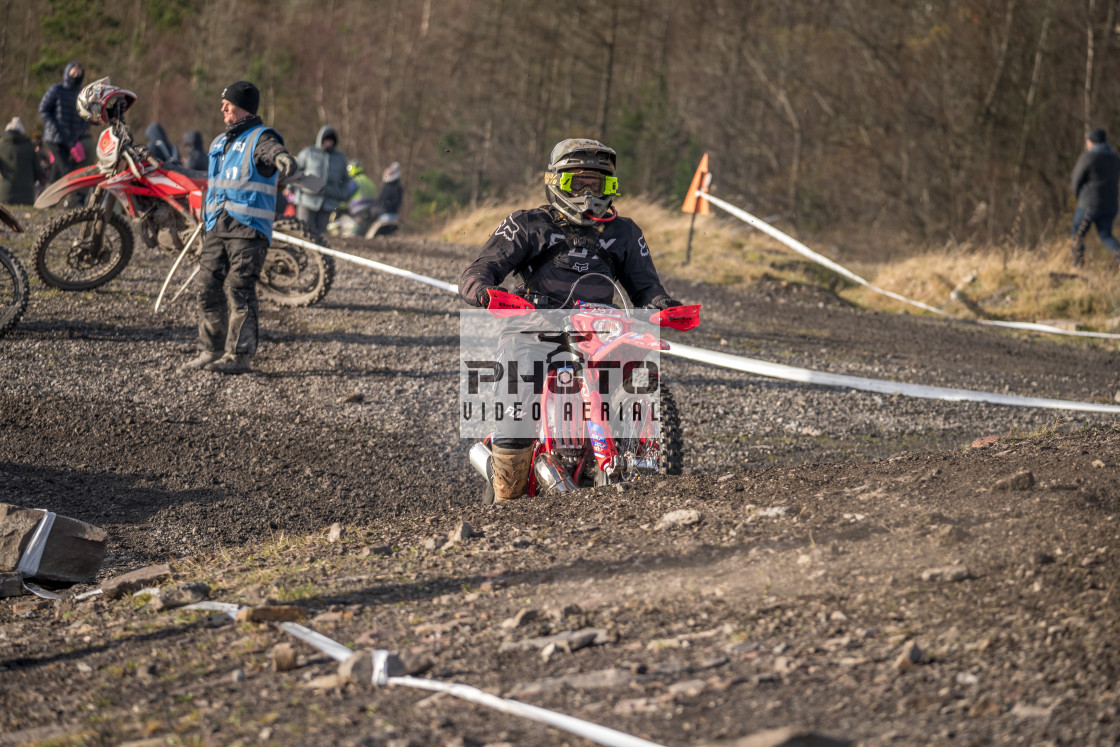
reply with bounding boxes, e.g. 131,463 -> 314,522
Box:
556,170 -> 618,196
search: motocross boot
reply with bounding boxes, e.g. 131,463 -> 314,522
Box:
208,353 -> 252,375
181,350 -> 221,371
491,445 -> 532,502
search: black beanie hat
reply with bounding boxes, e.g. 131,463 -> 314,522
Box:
1089,128 -> 1107,144
221,81 -> 260,115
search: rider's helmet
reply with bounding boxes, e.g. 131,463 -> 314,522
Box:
545,138 -> 618,226
77,77 -> 137,125
347,160 -> 364,178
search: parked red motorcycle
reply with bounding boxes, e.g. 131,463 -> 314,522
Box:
32,78 -> 332,307
468,285 -> 701,504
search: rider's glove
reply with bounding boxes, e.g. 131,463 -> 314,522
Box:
647,295 -> 681,310
479,286 -> 502,307
275,152 -> 297,177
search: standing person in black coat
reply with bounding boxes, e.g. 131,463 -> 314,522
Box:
144,122 -> 180,165
1070,128 -> 1120,270
377,161 -> 403,218
38,61 -> 88,185
0,117 -> 43,205
181,129 -> 208,171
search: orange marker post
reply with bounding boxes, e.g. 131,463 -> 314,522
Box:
682,154 -> 711,265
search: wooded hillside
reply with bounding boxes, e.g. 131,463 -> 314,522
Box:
2,0 -> 1117,249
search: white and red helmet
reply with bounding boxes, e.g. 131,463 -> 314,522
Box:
77,77 -> 137,125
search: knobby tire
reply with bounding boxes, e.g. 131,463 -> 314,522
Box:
0,246 -> 29,337
257,217 -> 335,308
32,207 -> 134,291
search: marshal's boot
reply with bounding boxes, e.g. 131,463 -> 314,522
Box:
490,445 -> 532,502
181,350 -> 221,371
208,353 -> 252,375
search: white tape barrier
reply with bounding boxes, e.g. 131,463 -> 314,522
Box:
182,602 -> 665,747
15,510 -> 64,600
281,231 -> 1120,413
272,231 -> 460,294
667,342 -> 1120,414
388,674 -> 665,747
15,510 -> 55,577
698,191 -> 1120,340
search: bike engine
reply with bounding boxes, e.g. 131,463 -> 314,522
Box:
138,204 -> 184,253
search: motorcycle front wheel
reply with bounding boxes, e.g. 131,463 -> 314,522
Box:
257,217 -> 335,307
32,207 -> 134,291
605,379 -> 684,480
0,246 -> 29,337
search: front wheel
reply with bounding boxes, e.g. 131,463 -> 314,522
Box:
32,207 -> 134,290
607,378 -> 684,480
0,246 -> 29,337
257,217 -> 334,307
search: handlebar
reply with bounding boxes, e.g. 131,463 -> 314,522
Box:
485,288 -> 701,330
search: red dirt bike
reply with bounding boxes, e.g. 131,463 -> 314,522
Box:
468,284 -> 701,504
0,205 -> 30,337
32,78 -> 332,307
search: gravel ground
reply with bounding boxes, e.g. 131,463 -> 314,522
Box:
1,207 -> 1119,746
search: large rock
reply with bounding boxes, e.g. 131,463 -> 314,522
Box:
0,504 -> 107,588
102,564 -> 173,599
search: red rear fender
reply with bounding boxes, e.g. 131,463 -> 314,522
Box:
34,166 -> 105,208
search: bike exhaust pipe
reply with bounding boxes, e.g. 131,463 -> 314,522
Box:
469,442 -> 493,481
534,453 -> 578,494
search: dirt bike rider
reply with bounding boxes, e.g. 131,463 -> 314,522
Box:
458,137 -> 681,502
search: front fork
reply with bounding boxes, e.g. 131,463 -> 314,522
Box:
76,187 -> 112,257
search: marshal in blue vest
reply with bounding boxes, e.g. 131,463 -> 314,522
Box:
205,125 -> 282,241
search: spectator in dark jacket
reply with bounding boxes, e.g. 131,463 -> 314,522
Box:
144,122 -> 180,165
378,161 -> 403,217
38,61 -> 88,184
181,129 -> 208,171
0,117 -> 44,205
1070,127 -> 1120,269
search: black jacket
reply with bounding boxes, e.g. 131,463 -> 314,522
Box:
182,130 -> 208,171
1071,142 -> 1120,212
145,122 -> 180,165
458,206 -> 669,309
38,62 -> 88,147
379,178 -> 402,214
0,129 -> 44,205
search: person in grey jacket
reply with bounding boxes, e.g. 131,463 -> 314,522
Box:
38,61 -> 89,184
1070,127 -> 1120,269
293,125 -> 352,236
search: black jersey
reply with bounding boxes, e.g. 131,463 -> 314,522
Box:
458,206 -> 669,309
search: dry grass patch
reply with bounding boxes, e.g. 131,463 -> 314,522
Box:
851,240 -> 1120,332
428,192 -> 802,285
426,195 -> 1120,333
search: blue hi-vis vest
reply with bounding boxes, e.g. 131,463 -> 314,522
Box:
204,125 -> 281,241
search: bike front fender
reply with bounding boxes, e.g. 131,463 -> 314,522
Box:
34,166 -> 106,209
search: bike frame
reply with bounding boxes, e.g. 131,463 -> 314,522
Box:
35,122 -> 205,225
485,288 -> 700,496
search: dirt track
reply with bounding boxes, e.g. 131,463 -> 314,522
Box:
1,212 -> 1119,746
